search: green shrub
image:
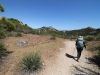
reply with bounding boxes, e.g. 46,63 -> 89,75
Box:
0,31 -> 6,39
91,45 -> 100,51
84,35 -> 94,41
2,17 -> 16,32
95,34 -> 100,41
15,33 -> 22,37
21,52 -> 42,71
6,20 -> 16,32
50,36 -> 56,40
95,36 -> 100,41
0,43 -> 6,57
2,16 -> 6,21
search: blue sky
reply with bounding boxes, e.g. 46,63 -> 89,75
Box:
0,0 -> 100,30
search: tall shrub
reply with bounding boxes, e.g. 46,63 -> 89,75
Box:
95,34 -> 100,41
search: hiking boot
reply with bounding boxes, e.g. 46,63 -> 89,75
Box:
76,59 -> 79,62
76,58 -> 79,62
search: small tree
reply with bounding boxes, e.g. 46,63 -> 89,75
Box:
0,3 -> 5,12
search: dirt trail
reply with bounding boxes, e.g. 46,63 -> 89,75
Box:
38,40 -> 100,75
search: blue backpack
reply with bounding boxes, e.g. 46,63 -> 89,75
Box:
76,38 -> 84,48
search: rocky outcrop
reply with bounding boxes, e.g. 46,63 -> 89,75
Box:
39,26 -> 57,31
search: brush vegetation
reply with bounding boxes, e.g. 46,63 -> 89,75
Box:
20,52 -> 42,71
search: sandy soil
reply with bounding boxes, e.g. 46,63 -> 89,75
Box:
36,40 -> 100,75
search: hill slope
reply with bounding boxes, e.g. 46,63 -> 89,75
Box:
0,16 -> 100,39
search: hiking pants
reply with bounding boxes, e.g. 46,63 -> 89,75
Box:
76,47 -> 83,59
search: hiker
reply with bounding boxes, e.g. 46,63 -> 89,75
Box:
75,36 -> 86,62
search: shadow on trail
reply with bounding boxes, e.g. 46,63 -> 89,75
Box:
65,53 -> 92,63
66,53 -> 75,58
70,65 -> 100,75
87,56 -> 100,68
65,53 -> 77,61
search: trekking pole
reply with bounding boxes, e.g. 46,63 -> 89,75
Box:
73,47 -> 76,55
73,45 -> 77,55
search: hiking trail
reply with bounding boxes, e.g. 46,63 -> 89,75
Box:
37,40 -> 100,75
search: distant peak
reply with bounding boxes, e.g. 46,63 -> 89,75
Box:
87,26 -> 93,29
39,26 -> 57,31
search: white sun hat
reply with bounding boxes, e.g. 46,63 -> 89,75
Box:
79,36 -> 83,38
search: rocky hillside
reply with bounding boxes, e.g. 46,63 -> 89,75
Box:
0,17 -> 37,36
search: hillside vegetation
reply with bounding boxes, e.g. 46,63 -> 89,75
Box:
0,16 -> 100,39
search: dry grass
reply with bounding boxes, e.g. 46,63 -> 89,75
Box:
86,41 -> 100,55
0,34 -> 65,75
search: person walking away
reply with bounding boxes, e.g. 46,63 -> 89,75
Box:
75,36 -> 86,62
